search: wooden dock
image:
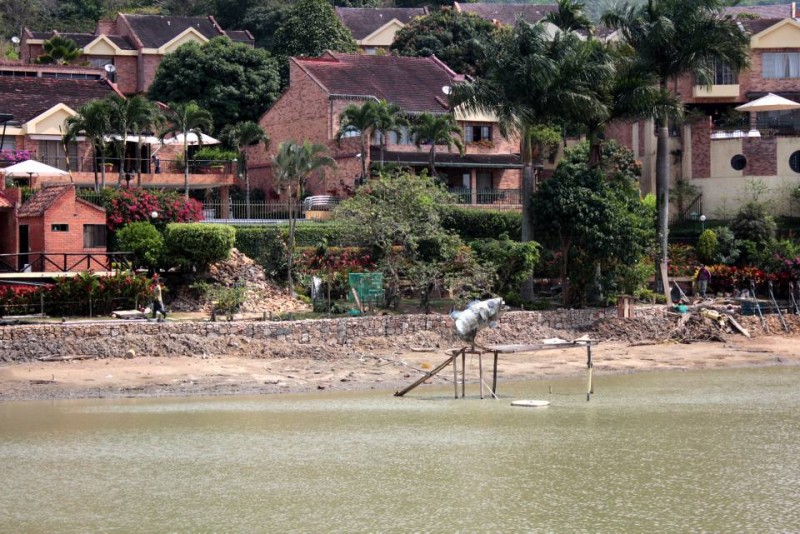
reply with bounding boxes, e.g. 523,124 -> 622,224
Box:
395,341 -> 595,401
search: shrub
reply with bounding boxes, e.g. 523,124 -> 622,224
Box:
731,201 -> 776,244
116,222 -> 164,270
164,223 -> 235,271
696,229 -> 719,264
104,188 -> 204,231
439,206 -> 522,241
192,147 -> 238,162
469,236 -> 539,297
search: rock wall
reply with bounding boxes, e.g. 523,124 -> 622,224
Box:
0,307 -> 666,362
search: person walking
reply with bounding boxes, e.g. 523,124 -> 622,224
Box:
151,276 -> 167,322
695,264 -> 711,298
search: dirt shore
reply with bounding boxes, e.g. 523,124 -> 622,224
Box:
2,334 -> 799,402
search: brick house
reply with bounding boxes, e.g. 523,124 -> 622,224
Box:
0,184 -> 107,272
336,7 -> 428,54
605,4 -> 800,217
249,52 -> 524,205
20,13 -> 253,95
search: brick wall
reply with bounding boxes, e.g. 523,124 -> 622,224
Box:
0,307 -> 667,361
113,55 -> 140,95
743,136 -> 778,176
691,116 -> 713,178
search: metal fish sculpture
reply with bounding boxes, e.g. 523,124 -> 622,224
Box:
449,298 -> 505,344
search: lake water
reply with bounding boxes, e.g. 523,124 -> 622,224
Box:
2,367 -> 799,532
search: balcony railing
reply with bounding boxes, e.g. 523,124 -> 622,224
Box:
448,187 -> 521,205
201,201 -> 307,221
5,153 -> 237,176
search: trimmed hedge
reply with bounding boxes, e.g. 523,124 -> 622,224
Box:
439,206 -> 522,241
165,223 -> 235,270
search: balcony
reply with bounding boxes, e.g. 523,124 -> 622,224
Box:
449,187 -> 522,210
693,84 -> 740,98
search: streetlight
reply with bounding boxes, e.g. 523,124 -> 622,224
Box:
700,214 -> 706,233
150,211 -> 158,220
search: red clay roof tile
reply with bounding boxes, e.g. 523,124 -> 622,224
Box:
17,185 -> 72,218
0,77 -> 116,123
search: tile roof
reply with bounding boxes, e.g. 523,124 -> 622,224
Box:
739,17 -> 786,35
17,185 -> 72,217
455,2 -> 558,25
725,4 -> 793,19
122,14 -> 225,48
0,76 -> 117,123
0,190 -> 15,209
296,52 -> 461,113
335,7 -> 428,40
226,30 -> 255,43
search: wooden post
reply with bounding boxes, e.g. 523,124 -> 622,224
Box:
453,349 -> 459,399
479,351 -> 484,400
586,343 -> 593,402
492,351 -> 499,396
461,350 -> 466,398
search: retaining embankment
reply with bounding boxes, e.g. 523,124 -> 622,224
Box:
0,307 -> 667,362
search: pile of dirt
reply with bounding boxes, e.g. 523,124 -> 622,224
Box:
169,249 -> 310,315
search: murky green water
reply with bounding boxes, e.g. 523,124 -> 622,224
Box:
2,367 -> 799,532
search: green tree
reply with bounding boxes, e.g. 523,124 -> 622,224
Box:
272,0 -> 357,58
159,101 -> 214,198
116,221 -> 165,271
410,112 -> 464,178
450,21 -> 609,300
220,120 -> 269,219
334,170 -> 469,311
148,37 -> 281,129
63,98 -> 112,191
602,0 -> 750,288
106,94 -> 161,188
240,2 -> 291,50
531,141 -> 653,306
272,140 -> 336,294
336,100 -> 378,182
372,99 -> 408,167
545,0 -> 595,35
35,35 -> 82,65
390,10 -> 499,77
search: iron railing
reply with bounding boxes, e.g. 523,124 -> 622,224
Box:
8,153 -> 237,176
448,187 -> 522,205
0,252 -> 134,273
670,194 -> 704,224
201,201 -> 307,221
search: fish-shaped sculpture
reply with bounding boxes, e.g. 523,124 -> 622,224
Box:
449,297 -> 505,344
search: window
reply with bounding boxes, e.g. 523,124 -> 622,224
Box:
339,128 -> 360,139
731,154 -> 747,171
38,140 -> 78,171
51,224 -> 69,232
89,57 -> 113,70
465,124 -> 492,143
388,126 -> 413,145
790,151 -> 800,173
83,224 -> 106,248
711,57 -> 738,85
763,53 -> 800,79
364,47 -> 377,55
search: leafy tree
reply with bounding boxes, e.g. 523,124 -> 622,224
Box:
240,2 -> 291,50
390,10 -> 499,77
372,100 -> 408,167
63,98 -> 112,191
272,140 -> 336,294
531,141 -> 653,306
336,100 -> 378,182
410,112 -> 464,178
220,120 -> 269,219
271,0 -> 357,58
116,221 -> 165,271
161,0 -> 215,16
148,37 -> 281,129
602,0 -> 750,287
696,229 -> 718,265
35,35 -> 82,65
159,101 -> 214,198
469,235 -> 540,303
334,170 -> 472,311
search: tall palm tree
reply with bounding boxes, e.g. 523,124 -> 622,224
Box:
336,100 -> 377,182
159,101 -> 214,198
63,99 -> 112,191
545,0 -> 595,35
107,94 -> 161,187
450,21 -> 609,300
272,140 -> 336,294
602,0 -> 749,287
372,99 -> 408,167
221,121 -> 269,219
35,35 -> 82,65
409,112 -> 464,178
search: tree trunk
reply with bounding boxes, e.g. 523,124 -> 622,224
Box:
656,116 -> 671,291
136,139 -> 143,188
93,146 -> 100,193
588,129 -> 602,169
287,184 -> 296,295
380,133 -> 386,166
100,151 -> 107,190
360,134 -> 367,181
560,242 -> 569,308
242,151 -> 250,220
430,145 -> 436,178
183,139 -> 189,198
520,131 -> 535,302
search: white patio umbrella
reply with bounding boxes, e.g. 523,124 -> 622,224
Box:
162,132 -> 220,146
736,93 -> 800,112
0,159 -> 69,178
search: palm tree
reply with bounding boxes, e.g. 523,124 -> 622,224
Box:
450,21 -> 609,300
602,0 -> 749,286
272,140 -> 336,294
107,94 -> 161,187
409,112 -> 464,179
63,99 -> 112,191
372,99 -> 408,167
545,0 -> 595,35
221,121 -> 269,219
336,100 -> 377,182
35,35 -> 82,65
159,101 -> 214,198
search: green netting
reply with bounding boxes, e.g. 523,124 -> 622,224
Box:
348,272 -> 384,306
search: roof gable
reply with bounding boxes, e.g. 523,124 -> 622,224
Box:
24,103 -> 76,136
336,7 -> 427,40
158,26 -> 209,53
294,53 -> 460,113
751,17 -> 800,48
18,185 -> 72,218
123,14 -> 222,48
360,19 -> 407,46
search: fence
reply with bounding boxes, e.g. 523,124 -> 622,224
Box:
9,153 -> 237,176
0,252 -> 134,273
670,194 -> 704,225
448,187 -> 522,206
0,294 -> 145,318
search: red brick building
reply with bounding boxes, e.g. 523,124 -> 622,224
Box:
20,13 -> 254,95
249,52 -> 524,205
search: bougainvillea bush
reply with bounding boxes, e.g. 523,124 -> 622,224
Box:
104,188 -> 203,231
0,149 -> 32,165
0,272 -> 153,317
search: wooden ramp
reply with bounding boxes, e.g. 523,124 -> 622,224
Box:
395,340 -> 596,401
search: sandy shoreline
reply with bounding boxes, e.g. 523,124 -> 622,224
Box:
2,335 -> 799,402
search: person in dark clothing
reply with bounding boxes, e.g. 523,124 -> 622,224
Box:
695,264 -> 711,297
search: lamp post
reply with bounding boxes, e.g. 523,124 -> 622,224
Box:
150,211 -> 158,221
700,214 -> 706,233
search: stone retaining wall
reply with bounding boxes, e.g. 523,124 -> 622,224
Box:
0,306 -> 666,362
